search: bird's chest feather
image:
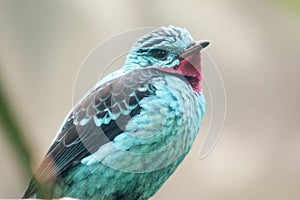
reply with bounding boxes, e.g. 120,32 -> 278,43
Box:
55,75 -> 205,199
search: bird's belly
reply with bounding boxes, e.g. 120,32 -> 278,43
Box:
53,76 -> 205,200
53,153 -> 186,200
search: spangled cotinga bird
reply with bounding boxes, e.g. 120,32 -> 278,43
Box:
23,25 -> 208,200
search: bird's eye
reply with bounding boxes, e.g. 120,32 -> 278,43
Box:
149,49 -> 169,61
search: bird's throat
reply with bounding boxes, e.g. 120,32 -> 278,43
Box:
159,53 -> 202,93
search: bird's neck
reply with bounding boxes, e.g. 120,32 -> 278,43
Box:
159,53 -> 202,94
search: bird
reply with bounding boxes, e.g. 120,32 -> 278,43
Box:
23,25 -> 209,200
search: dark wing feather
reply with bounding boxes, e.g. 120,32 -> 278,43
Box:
23,69 -> 161,198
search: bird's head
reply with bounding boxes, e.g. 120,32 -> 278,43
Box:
124,25 -> 209,93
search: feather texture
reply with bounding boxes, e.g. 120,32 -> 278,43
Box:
23,25 -> 207,200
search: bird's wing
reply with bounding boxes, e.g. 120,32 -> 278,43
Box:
23,68 -> 162,198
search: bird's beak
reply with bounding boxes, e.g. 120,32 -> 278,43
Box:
179,41 -> 209,59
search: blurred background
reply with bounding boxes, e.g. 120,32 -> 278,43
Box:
0,0 -> 300,199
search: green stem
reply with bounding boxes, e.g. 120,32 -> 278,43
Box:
0,74 -> 51,198
0,80 -> 33,178
0,74 -> 54,198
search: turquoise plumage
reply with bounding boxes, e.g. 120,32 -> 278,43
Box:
23,25 -> 208,199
